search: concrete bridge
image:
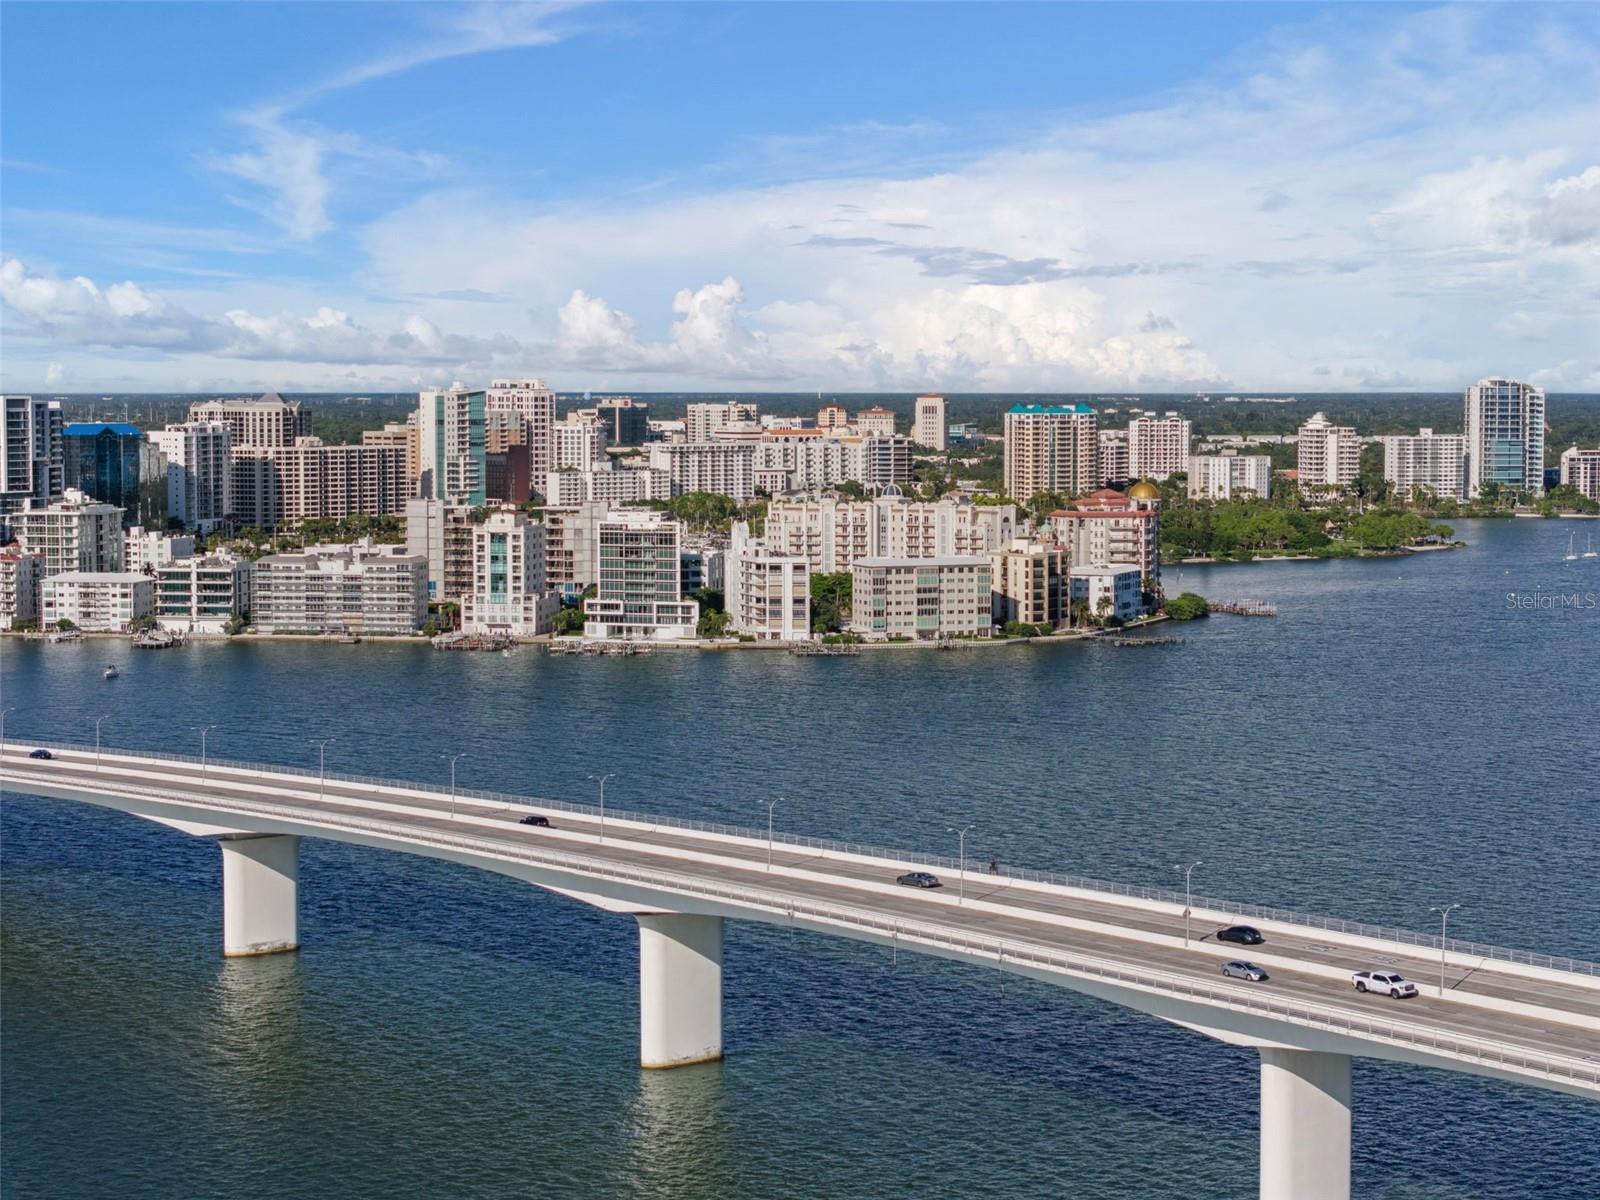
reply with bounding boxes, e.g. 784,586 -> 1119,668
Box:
2,742 -> 1596,1200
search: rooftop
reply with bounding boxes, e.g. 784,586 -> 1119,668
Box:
63,422 -> 142,437
1007,403 -> 1095,416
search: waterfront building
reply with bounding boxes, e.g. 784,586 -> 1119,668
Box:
817,404 -> 851,432
1188,454 -> 1273,501
855,407 -> 897,437
1003,403 -> 1097,503
1098,430 -> 1130,489
1296,412 -> 1360,489
687,401 -> 759,443
545,462 -> 670,506
149,421 -> 232,531
543,501 -> 610,599
648,442 -> 756,502
461,510 -> 561,637
0,550 -> 43,629
583,510 -> 698,641
1559,446 -> 1600,501
62,422 -> 167,529
990,538 -> 1068,628
362,419 -> 420,496
403,498 -> 477,602
42,572 -> 153,632
1464,378 -> 1546,497
1381,429 -> 1466,501
1128,413 -> 1192,481
1048,483 -> 1160,589
124,527 -> 195,573
10,489 -> 125,576
1068,563 -> 1144,623
417,384 -> 487,506
765,495 -> 1018,574
2,395 -> 64,517
554,417 -> 608,470
154,553 -> 252,634
913,394 -> 948,451
484,379 -> 555,488
251,540 -> 428,635
725,521 -> 809,641
849,556 -> 993,640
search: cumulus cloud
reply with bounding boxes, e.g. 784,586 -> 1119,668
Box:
556,277 -> 786,379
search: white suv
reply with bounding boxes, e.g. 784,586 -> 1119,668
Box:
1352,970 -> 1418,998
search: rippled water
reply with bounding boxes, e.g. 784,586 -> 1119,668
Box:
3,518 -> 1598,1198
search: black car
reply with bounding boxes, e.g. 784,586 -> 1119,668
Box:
1216,925 -> 1264,946
518,814 -> 551,827
896,871 -> 942,889
28,749 -> 53,760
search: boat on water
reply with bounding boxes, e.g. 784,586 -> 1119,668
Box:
1585,533 -> 1597,559
133,628 -> 184,649
1564,532 -> 1578,561
104,664 -> 119,679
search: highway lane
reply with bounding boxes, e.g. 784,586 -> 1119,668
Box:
4,749 -> 1598,1072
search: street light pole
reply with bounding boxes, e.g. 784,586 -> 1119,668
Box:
762,796 -> 782,869
94,715 -> 110,770
0,706 -> 15,754
1429,903 -> 1461,998
588,773 -> 615,842
312,738 -> 335,800
948,824 -> 974,904
196,724 -> 217,780
1174,861 -> 1202,946
446,752 -> 468,818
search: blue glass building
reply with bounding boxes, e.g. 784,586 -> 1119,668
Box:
62,422 -> 168,528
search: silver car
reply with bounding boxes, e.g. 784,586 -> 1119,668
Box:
1220,960 -> 1269,982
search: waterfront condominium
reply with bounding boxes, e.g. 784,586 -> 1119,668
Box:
1295,411 -> 1360,489
9,488 -> 125,576
1381,429 -> 1467,501
1463,377 -> 1546,497
849,556 -> 994,640
1559,446 -> 1600,501
1003,403 -> 1097,503
989,538 -> 1068,628
1187,453 -> 1273,501
913,394 -> 948,451
764,495 -> 1018,574
417,384 -> 487,506
1047,483 -> 1161,588
42,572 -> 154,632
1,395 -> 63,517
461,509 -> 561,638
0,550 -> 44,629
725,520 -> 811,641
154,553 -> 252,634
149,421 -> 232,532
1127,413 -> 1192,480
582,509 -> 698,641
189,393 -> 312,527
250,540 -> 429,635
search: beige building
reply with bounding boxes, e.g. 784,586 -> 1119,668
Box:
687,401 -> 759,442
1128,413 -> 1192,480
543,501 -> 610,600
1559,446 -> 1600,500
990,539 -> 1068,628
1098,430 -> 1130,488
913,394 -> 948,451
850,556 -> 993,640
817,404 -> 851,431
43,571 -> 153,632
1048,484 -> 1161,587
725,520 -> 810,641
0,550 -> 44,629
10,488 -> 125,576
404,498 -> 477,603
647,442 -> 756,502
232,438 -> 408,528
1296,412 -> 1360,489
1003,403 -> 1098,503
765,495 -> 1018,574
362,419 -> 420,495
855,407 -> 897,437
251,541 -> 428,635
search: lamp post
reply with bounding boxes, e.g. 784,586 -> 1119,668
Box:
1429,903 -> 1461,998
949,824 -> 974,904
762,796 -> 782,870
588,773 -> 615,842
446,752 -> 468,818
196,725 -> 217,780
2,706 -> 16,754
311,738 -> 335,800
94,715 -> 111,770
1174,860 -> 1202,946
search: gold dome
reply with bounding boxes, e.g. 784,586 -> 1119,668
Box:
1128,478 -> 1160,500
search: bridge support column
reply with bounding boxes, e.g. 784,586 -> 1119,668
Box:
636,914 -> 722,1068
1259,1048 -> 1350,1200
220,835 -> 299,957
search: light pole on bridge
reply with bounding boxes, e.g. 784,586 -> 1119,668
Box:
196,725 -> 217,780
761,796 -> 782,870
446,752 -> 468,818
1429,903 -> 1461,998
1,706 -> 16,754
94,715 -> 111,770
311,738 -> 335,800
1174,860 -> 1202,946
949,824 -> 974,904
588,773 -> 616,842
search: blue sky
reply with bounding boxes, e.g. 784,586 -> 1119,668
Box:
3,2 -> 1597,393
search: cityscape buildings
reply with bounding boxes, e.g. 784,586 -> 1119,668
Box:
484,378 -> 555,490
62,422 -> 167,529
0,550 -> 43,629
461,510 -> 561,637
582,509 -> 698,640
989,538 -> 1068,628
1,395 -> 64,517
726,520 -> 810,641
1068,563 -> 1145,622
764,495 -> 1017,574
149,421 -> 232,531
9,489 -> 125,576
1047,484 -> 1161,586
42,571 -> 154,631
153,553 -> 252,634
1464,377 -> 1546,497
1296,411 -> 1361,489
1003,403 -> 1097,503
417,384 -> 487,507
1558,446 -> 1600,500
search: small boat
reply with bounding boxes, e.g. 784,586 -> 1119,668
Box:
104,664 -> 119,679
1585,533 -> 1597,559
1565,532 -> 1578,561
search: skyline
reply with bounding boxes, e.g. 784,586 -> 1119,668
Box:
3,2 -> 1599,395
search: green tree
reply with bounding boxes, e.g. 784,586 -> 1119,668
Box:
809,571 -> 853,631
1165,592 -> 1210,620
696,609 -> 730,638
552,606 -> 586,636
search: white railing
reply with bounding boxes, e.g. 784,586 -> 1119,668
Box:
9,739 -> 1600,981
5,759 -> 1598,1093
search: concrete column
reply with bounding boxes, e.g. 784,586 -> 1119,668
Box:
1259,1048 -> 1351,1200
220,835 -> 300,957
637,914 -> 723,1068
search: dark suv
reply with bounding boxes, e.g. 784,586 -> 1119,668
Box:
1215,925 -> 1264,946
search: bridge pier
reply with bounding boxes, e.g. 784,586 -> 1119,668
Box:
220,834 -> 300,957
1259,1048 -> 1350,1200
636,914 -> 722,1068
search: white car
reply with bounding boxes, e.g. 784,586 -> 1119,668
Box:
1352,970 -> 1418,998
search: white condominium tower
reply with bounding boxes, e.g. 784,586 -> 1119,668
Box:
2,395 -> 64,515
1464,377 -> 1545,497
1127,412 -> 1192,480
1381,429 -> 1466,501
148,422 -> 232,531
913,394 -> 948,451
1187,454 -> 1272,501
484,379 -> 556,490
1003,403 -> 1097,503
417,384 -> 486,506
1295,411 -> 1360,488
686,401 -> 759,442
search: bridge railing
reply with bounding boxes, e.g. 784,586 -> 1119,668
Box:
10,739 -> 1599,981
15,765 -> 1597,1093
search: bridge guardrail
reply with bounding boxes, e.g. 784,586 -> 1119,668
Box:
10,765 -> 1597,1093
8,739 -> 1599,981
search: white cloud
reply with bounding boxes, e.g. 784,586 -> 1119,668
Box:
44,361 -> 64,386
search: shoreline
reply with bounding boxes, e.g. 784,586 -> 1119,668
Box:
1176,541 -> 1466,566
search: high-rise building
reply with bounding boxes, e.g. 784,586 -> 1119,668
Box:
149,422 -> 232,532
554,417 -> 608,470
362,419 -> 420,496
764,496 -> 1017,574
417,384 -> 487,506
2,395 -> 64,517
817,404 -> 851,431
1187,454 -> 1273,501
686,401 -> 759,443
725,520 -> 810,641
10,489 -> 125,576
484,379 -> 555,489
542,501 -> 611,599
591,397 -> 650,446
1296,412 -> 1360,489
0,550 -> 44,629
850,435 -> 914,490
190,394 -> 311,448
1003,403 -> 1098,503
913,394 -> 948,451
1381,430 -> 1466,501
1128,413 -> 1192,480
648,442 -> 756,501
62,422 -> 168,529
232,439 -> 407,528
1464,377 -> 1546,497
583,510 -> 698,640
251,541 -> 428,635
1047,483 -> 1161,588
1559,446 -> 1600,501
404,498 -> 477,602
855,408 -> 896,437
990,539 -> 1068,628
753,429 -> 854,493
1098,430 -> 1130,489
462,509 -> 560,637
849,557 -> 993,640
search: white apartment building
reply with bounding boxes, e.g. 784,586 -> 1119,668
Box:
850,556 -> 993,640
764,496 -> 1018,574
11,488 -> 125,576
1296,412 -> 1361,489
856,408 -> 897,437
1187,454 -> 1273,501
913,394 -> 948,451
154,553 -> 252,634
461,510 -> 561,637
1048,484 -> 1161,587
0,550 -> 44,629
148,421 -> 232,531
251,541 -> 428,635
484,378 -> 555,487
124,527 -> 195,573
1003,404 -> 1098,503
647,442 -> 756,502
404,498 -> 477,602
417,384 -> 485,506
1464,377 -> 1546,497
543,501 -> 610,599
1559,446 -> 1600,500
2,395 -> 64,516
43,572 -> 154,632
545,462 -> 669,506
1098,430 -> 1130,488
1128,413 -> 1192,480
990,539 -> 1068,628
583,510 -> 698,641
686,401 -> 759,443
1381,429 -> 1466,501
753,431 -> 853,493
1069,564 -> 1144,623
726,521 -> 810,641
554,417 -> 608,470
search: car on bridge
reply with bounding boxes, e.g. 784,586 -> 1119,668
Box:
1352,970 -> 1418,998
518,814 -> 551,827
1215,925 -> 1264,945
1220,961 -> 1269,982
28,749 -> 53,760
896,871 -> 942,889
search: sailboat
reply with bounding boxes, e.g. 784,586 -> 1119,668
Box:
1584,532 -> 1597,559
1565,532 -> 1579,561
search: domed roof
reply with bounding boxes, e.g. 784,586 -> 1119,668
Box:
1128,478 -> 1161,500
